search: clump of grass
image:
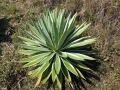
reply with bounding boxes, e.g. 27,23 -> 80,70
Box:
6,3 -> 17,15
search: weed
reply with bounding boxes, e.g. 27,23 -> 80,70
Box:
113,73 -> 120,81
103,55 -> 109,62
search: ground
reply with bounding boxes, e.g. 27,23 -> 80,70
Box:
0,0 -> 120,90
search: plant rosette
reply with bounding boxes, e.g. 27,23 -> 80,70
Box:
18,8 -> 96,89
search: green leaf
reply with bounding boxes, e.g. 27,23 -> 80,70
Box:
23,54 -> 54,67
37,15 -> 53,45
66,38 -> 96,49
77,53 -> 95,60
42,72 -> 51,84
35,74 -> 42,87
60,52 -> 67,58
76,69 -> 85,79
30,19 -> 46,42
62,36 -> 91,48
58,13 -> 73,49
47,11 -> 55,42
23,41 -> 38,46
62,58 -> 78,76
29,67 -> 41,78
27,23 -> 41,38
75,21 -> 87,30
37,60 -> 50,76
33,53 -> 54,77
46,42 -> 56,51
18,50 -> 40,55
70,23 -> 91,40
61,63 -> 71,82
52,19 -> 59,47
78,62 -> 91,70
20,52 -> 50,63
69,36 -> 91,45
38,53 -> 54,65
58,13 -> 77,48
18,36 -> 40,46
52,63 -> 57,82
22,56 -> 46,68
66,50 -> 95,55
52,9 -> 59,47
42,65 -> 52,84
58,9 -> 65,39
21,27 -> 45,45
62,22 -> 87,46
43,16 -> 54,44
46,13 -> 54,43
66,52 -> 95,60
60,13 -> 77,49
74,61 -> 91,70
66,52 -> 84,61
68,13 -> 77,30
19,44 -> 50,51
55,54 -> 61,74
57,71 -> 63,89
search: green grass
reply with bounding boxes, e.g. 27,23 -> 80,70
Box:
0,0 -> 120,89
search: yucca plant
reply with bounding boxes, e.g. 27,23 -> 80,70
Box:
18,9 -> 96,89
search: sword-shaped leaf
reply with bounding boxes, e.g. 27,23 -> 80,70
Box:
66,52 -> 84,61
29,67 -> 41,78
19,52 -> 50,63
62,58 -> 78,76
28,23 -> 41,38
37,15 -> 53,45
19,44 -> 50,51
37,60 -> 50,76
22,56 -> 46,68
76,68 -> 85,79
18,50 -> 40,55
38,53 -> 54,65
66,38 -> 96,49
57,71 -> 63,89
18,36 -> 40,46
73,61 -> 91,70
35,74 -> 42,87
70,23 -> 91,40
21,27 -> 45,45
52,63 -> 57,82
42,65 -> 52,84
66,52 -> 95,60
61,63 -> 71,82
55,54 -> 61,74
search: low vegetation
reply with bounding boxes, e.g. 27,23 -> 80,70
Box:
0,0 -> 120,90
18,8 -> 96,89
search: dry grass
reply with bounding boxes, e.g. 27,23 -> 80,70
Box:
0,0 -> 120,90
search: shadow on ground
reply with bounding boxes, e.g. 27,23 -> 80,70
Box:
64,60 -> 101,90
0,17 -> 14,55
0,17 -> 14,42
71,60 -> 101,90
64,48 -> 102,90
46,56 -> 101,90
